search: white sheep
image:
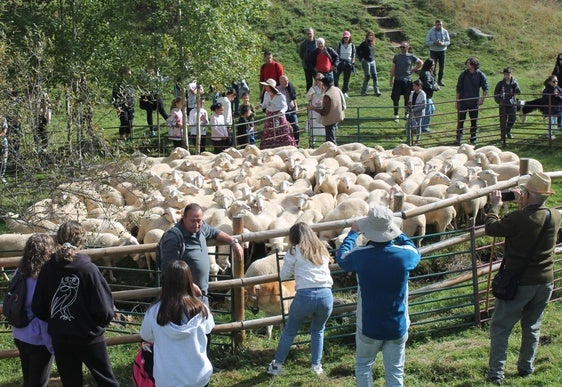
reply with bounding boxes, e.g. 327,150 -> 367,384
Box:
85,232 -> 141,282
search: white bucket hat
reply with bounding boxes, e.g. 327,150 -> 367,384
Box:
357,206 -> 402,243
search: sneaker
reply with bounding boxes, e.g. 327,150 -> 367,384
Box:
374,90 -> 382,97
506,132 -> 513,139
404,113 -> 409,119
267,360 -> 282,376
549,135 -> 556,140
394,115 -> 400,123
438,81 -> 446,87
311,364 -> 324,375
0,177 -> 5,184
343,93 -> 349,98
421,128 -> 430,133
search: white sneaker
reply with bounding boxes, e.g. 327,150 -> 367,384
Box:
343,93 -> 349,98
267,360 -> 282,376
311,364 -> 324,375
0,177 -> 5,184
394,115 -> 400,123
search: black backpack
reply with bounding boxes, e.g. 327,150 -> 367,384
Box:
3,271 -> 30,328
155,227 -> 185,270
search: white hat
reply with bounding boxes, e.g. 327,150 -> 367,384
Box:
357,206 -> 402,243
518,172 -> 555,195
259,78 -> 279,93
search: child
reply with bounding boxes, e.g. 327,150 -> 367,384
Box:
406,79 -> 427,146
209,102 -> 230,153
236,104 -> 254,147
239,91 -> 256,144
188,97 -> 208,152
166,97 -> 184,148
140,260 -> 215,387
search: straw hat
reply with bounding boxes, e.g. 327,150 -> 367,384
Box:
519,172 -> 555,195
357,206 -> 402,243
259,78 -> 279,93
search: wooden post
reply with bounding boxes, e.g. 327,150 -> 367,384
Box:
232,215 -> 245,347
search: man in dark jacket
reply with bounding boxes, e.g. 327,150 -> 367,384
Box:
299,27 -> 317,91
278,75 -> 300,145
485,172 -> 561,385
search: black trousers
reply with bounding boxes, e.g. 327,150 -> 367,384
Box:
14,338 -> 53,387
118,108 -> 134,138
430,50 -> 446,83
52,339 -> 118,387
391,79 -> 413,115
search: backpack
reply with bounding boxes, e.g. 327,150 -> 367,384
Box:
132,341 -> 155,387
155,227 -> 185,270
2,270 -> 30,328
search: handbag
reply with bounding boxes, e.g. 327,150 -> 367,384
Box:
492,209 -> 551,300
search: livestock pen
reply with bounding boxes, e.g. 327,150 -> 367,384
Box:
1,175 -> 562,359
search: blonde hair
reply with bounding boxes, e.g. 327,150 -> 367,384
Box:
288,222 -> 332,265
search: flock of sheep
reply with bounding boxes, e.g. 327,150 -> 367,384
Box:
0,142 -> 542,286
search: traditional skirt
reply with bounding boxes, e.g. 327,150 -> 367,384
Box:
260,110 -> 297,149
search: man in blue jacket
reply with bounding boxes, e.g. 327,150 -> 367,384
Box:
336,206 -> 421,387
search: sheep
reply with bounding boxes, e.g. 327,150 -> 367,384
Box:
244,253 -> 296,339
136,207 -> 182,243
404,195 -> 456,235
314,167 -> 338,197
4,213 -> 58,234
0,233 -> 36,257
294,192 -> 337,216
80,218 -> 129,238
85,232 -> 141,282
318,198 -> 370,241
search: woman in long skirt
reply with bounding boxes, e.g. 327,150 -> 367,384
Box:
257,78 -> 296,149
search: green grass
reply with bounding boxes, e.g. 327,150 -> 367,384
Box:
3,303 -> 560,386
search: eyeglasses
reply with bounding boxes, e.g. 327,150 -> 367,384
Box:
553,80 -> 559,83
399,46 -> 406,49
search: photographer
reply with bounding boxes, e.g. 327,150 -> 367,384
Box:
484,172 -> 560,385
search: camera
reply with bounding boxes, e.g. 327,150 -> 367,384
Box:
501,191 -> 516,201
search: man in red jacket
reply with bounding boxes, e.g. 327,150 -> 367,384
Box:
259,50 -> 284,101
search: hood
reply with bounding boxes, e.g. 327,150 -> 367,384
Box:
154,303 -> 207,339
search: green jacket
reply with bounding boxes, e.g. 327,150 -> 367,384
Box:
485,204 -> 561,285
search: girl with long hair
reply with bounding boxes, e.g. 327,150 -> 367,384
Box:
13,234 -> 55,387
140,260 -> 215,387
32,221 -> 118,386
267,222 -> 334,376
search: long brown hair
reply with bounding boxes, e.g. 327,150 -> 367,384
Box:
18,233 -> 55,278
287,222 -> 332,265
54,221 -> 86,263
157,260 -> 208,326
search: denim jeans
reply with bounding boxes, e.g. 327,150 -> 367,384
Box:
488,283 -> 553,381
355,329 -> 408,387
361,60 -> 379,95
420,98 -> 435,132
274,287 -> 333,366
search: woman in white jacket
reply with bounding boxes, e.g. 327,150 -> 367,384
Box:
140,260 -> 215,387
266,222 -> 334,377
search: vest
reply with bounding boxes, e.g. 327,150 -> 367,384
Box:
320,87 -> 345,126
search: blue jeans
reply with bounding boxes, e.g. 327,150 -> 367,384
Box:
355,329 -> 408,387
420,98 -> 435,132
274,287 -> 333,366
488,283 -> 553,381
361,60 -> 379,95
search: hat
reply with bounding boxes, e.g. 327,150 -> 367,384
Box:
357,206 -> 402,243
519,172 -> 555,195
343,31 -> 351,38
259,78 -> 278,93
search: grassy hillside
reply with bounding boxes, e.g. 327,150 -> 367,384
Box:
259,0 -> 562,94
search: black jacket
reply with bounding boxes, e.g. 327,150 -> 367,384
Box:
32,254 -> 114,344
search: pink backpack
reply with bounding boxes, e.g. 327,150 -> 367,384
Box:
132,342 -> 155,387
